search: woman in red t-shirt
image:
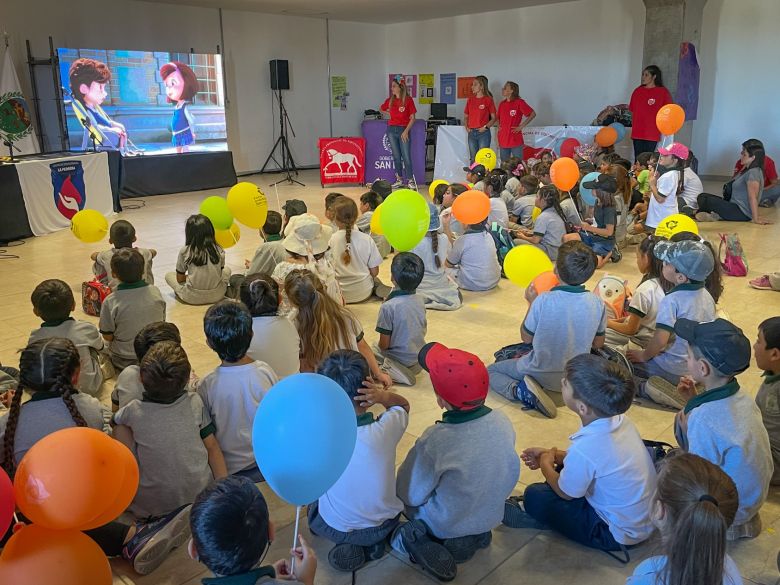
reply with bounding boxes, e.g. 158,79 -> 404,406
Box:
496,81 -> 536,163
628,65 -> 673,159
463,75 -> 496,163
380,76 -> 417,188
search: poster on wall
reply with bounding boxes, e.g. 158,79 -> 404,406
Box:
388,74 -> 418,98
319,137 -> 365,186
331,76 -> 348,110
418,74 -> 434,104
457,77 -> 475,99
676,42 -> 699,121
440,73 -> 456,105
57,48 -> 227,156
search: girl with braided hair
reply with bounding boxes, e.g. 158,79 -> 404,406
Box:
512,185 -> 568,261
411,203 -> 462,311
328,197 -> 390,303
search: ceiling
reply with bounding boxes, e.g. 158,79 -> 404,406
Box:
145,0 -> 573,24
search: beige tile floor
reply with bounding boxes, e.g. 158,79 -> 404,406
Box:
3,169 -> 780,585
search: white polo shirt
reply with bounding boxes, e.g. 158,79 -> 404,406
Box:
558,414 -> 657,545
646,170 -> 680,229
328,229 -> 382,303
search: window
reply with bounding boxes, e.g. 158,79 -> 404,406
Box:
170,53 -> 224,107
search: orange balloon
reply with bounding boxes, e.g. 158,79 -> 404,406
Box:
595,126 -> 618,147
531,271 -> 560,294
452,190 -> 491,225
0,525 -> 112,585
550,157 -> 579,191
78,439 -> 139,530
656,104 -> 685,135
14,428 -> 136,530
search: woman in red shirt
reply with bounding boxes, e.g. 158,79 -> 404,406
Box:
380,76 -> 417,189
497,81 -> 536,163
628,65 -> 673,159
464,75 -> 496,163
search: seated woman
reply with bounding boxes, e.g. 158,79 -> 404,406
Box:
732,143 -> 780,208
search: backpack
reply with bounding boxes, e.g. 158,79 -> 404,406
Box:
718,233 -> 748,277
489,221 -> 515,276
81,279 -> 111,317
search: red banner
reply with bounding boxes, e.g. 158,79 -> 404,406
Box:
319,137 -> 365,186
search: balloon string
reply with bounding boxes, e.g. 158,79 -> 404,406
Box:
290,505 -> 301,575
274,183 -> 282,213
567,190 -> 584,223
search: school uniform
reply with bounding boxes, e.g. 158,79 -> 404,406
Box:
328,229 -> 383,303
113,392 -> 215,519
165,246 -> 230,305
272,259 -> 343,316
527,208 -> 566,261
94,247 -> 155,288
247,236 -> 287,276
646,171 -> 680,229
110,365 -> 199,410
488,197 -> 509,228
410,233 -> 462,311
446,229 -> 500,292
197,360 -> 278,475
28,317 -> 106,396
605,278 -> 665,350
374,291 -> 426,384
488,285 -> 606,395
677,167 -> 703,210
439,208 -> 464,239
512,195 -> 537,228
247,315 -> 301,379
357,211 -> 392,258
627,554 -> 743,585
201,567 -> 304,585
756,372 -> 780,485
560,197 -> 582,227
99,281 -> 166,371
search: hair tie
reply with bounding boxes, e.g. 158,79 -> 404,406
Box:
699,494 -> 719,506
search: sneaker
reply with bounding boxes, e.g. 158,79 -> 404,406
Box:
750,275 -> 773,290
373,279 -> 392,300
624,232 -> 647,246
643,376 -> 686,410
441,531 -> 492,564
123,504 -> 192,575
408,177 -> 418,192
727,513 -> 762,541
382,356 -> 417,386
398,520 -> 457,582
680,205 -> 697,217
391,178 -> 404,188
610,248 -> 622,263
592,346 -> 633,376
759,199 -> 774,208
328,543 -> 367,572
503,496 -> 546,529
695,211 -> 720,222
514,376 -> 557,419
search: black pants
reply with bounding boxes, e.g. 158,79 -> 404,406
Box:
2,514 -> 130,557
633,139 -> 657,159
629,189 -> 644,211
697,193 -> 751,222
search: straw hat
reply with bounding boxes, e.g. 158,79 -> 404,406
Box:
282,213 -> 333,256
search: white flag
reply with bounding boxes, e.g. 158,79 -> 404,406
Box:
0,46 -> 39,155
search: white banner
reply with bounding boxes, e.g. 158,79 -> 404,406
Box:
0,47 -> 39,155
15,152 -> 114,236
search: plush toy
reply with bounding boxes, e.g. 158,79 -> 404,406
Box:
594,275 -> 631,320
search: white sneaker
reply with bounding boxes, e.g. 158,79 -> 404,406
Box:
381,357 -> 417,386
408,177 -> 418,192
643,376 -> 686,409
391,179 -> 404,188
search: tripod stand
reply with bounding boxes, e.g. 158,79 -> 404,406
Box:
260,87 -> 304,187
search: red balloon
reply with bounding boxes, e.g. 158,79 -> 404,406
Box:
595,127 -> 618,147
0,468 -> 13,536
452,190 -> 491,225
560,138 -> 580,159
550,158 -> 580,192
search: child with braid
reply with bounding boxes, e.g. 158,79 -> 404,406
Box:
328,197 -> 390,303
411,203 -> 462,311
512,185 -> 568,261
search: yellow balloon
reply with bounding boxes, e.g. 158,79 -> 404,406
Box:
227,182 -> 268,229
475,148 -> 497,171
503,246 -> 554,288
654,213 -> 699,239
531,207 -> 542,222
70,210 -> 108,243
215,223 -> 241,249
428,179 -> 448,200
370,205 -> 384,235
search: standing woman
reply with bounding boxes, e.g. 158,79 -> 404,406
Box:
628,65 -> 673,158
497,81 -> 536,162
464,75 -> 497,162
380,76 -> 417,189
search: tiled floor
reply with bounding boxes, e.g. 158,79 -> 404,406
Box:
3,169 -> 780,585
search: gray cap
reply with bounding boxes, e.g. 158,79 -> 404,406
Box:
653,239 -> 714,282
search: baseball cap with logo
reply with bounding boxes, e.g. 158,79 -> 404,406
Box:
653,239 -> 714,282
582,173 -> 618,193
418,342 -> 489,410
657,142 -> 690,160
674,318 -> 751,376
462,163 -> 487,178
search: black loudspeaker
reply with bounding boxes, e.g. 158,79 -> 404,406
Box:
270,59 -> 289,90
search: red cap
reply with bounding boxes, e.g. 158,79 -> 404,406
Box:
418,342 -> 489,410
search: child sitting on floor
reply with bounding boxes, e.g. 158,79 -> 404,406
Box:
509,175 -> 541,229
512,185 -> 567,261
356,190 -> 391,258
92,219 -> 156,288
245,210 -> 287,276
441,183 -> 469,242
755,317 -> 780,485
445,218 -> 501,292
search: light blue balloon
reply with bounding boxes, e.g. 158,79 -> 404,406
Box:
609,122 -> 627,143
579,171 -> 601,206
252,373 -> 357,505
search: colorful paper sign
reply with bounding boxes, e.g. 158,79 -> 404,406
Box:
457,77 -> 475,100
440,73 -> 456,105
419,74 -> 434,104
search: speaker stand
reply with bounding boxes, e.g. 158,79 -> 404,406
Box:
260,88 -> 304,187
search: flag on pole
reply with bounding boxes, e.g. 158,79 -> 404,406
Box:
0,45 -> 39,155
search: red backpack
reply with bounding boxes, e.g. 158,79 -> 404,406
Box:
81,280 -> 112,316
718,233 -> 748,277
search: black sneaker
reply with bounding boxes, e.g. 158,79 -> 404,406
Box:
122,504 -> 191,575
328,543 -> 367,572
399,520 -> 457,582
441,531 -> 492,563
514,376 -> 556,419
502,497 -> 546,529
610,248 -> 622,263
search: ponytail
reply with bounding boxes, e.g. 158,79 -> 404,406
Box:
333,198 -> 359,266
343,224 -> 353,265
539,185 -> 567,225
430,231 -> 441,269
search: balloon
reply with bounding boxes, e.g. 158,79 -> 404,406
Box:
70,210 -> 108,243
370,205 -> 384,235
379,189 -> 430,251
531,271 -> 560,295
14,428 -> 134,530
654,213 -> 699,239
560,138 -> 580,159
200,196 -> 233,230
215,223 -> 241,249
0,525 -> 111,585
227,182 -> 268,229
503,246 -> 554,288
0,468 -> 13,536
475,148 -> 497,171
253,373 -> 357,505
579,171 -> 601,207
452,190 -> 490,225
428,179 -> 448,200
77,440 -> 139,530
609,122 -> 627,143
550,157 -> 579,191
656,104 -> 685,135
595,126 -> 618,147
531,207 -> 542,222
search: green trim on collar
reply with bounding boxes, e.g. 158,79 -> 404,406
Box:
387,290 -> 415,300
28,390 -> 70,402
117,280 -> 148,290
202,566 -> 276,585
266,234 -> 282,242
41,317 -> 75,327
441,405 -> 492,424
551,285 -> 587,293
763,372 -> 780,385
142,393 -> 183,405
357,412 -> 376,427
684,379 -> 740,414
669,282 -> 704,293
627,306 -> 646,318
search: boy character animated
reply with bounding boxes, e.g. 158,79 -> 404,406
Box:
68,57 -> 128,151
160,61 -> 199,153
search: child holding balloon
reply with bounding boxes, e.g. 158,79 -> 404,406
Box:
411,204 -> 462,311
565,174 -> 618,268
644,143 -> 688,233
445,218 -> 501,292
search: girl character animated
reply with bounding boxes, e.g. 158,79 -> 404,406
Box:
160,61 -> 199,153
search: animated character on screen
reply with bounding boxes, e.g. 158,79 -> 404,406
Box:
68,58 -> 128,151
160,61 -> 199,153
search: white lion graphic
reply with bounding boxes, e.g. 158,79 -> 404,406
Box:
323,148 -> 362,176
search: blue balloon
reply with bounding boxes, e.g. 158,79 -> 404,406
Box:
609,122 -> 627,143
252,373 -> 357,505
579,171 -> 601,206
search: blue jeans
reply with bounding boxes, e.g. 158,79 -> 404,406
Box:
500,146 -> 524,162
580,232 -> 615,257
308,501 -> 399,547
761,183 -> 780,205
468,129 -> 491,162
386,125 -> 413,182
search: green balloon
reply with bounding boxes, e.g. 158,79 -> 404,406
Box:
379,189 -> 430,252
199,196 -> 233,230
